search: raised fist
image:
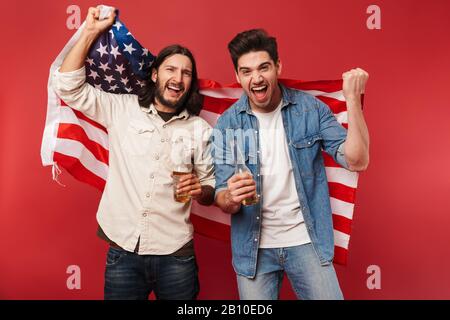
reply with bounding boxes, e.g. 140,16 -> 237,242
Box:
342,68 -> 369,103
83,5 -> 116,37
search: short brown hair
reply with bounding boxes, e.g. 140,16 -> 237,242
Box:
228,29 -> 279,71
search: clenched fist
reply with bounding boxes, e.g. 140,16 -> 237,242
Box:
342,68 -> 369,103
82,5 -> 116,38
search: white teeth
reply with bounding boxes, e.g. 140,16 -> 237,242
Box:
168,85 -> 181,91
252,86 -> 267,91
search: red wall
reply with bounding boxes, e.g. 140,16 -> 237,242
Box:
1,0 -> 449,299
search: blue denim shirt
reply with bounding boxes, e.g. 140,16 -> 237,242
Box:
212,84 -> 349,278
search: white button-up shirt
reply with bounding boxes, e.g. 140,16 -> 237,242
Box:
52,66 -> 215,255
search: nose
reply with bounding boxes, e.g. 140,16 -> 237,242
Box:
252,71 -> 264,84
173,70 -> 183,83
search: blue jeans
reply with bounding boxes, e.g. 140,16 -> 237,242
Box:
236,243 -> 343,300
104,246 -> 199,300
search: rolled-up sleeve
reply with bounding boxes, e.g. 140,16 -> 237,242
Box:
317,99 -> 350,169
193,121 -> 215,189
52,66 -> 117,128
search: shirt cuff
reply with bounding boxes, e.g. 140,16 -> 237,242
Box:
335,142 -> 350,169
53,66 -> 87,92
200,178 -> 215,189
214,186 -> 228,202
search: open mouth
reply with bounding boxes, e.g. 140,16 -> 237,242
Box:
166,83 -> 184,97
251,85 -> 268,101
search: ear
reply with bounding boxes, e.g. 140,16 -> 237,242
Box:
151,69 -> 157,83
276,60 -> 282,77
235,71 -> 241,84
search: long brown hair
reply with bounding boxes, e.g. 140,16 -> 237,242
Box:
138,44 -> 203,115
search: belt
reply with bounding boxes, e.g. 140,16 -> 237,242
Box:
109,241 -> 139,253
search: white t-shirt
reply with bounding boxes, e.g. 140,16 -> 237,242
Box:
253,100 -> 311,248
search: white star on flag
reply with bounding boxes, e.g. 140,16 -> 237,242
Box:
142,48 -> 149,56
121,77 -> 129,85
88,70 -> 99,80
113,21 -> 123,30
115,64 -> 126,74
86,58 -> 95,66
110,45 -> 121,59
109,84 -> 119,91
104,74 -> 115,83
99,62 -> 111,72
124,43 -> 137,55
96,42 -> 108,58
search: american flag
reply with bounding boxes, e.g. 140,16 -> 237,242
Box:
41,7 -> 359,265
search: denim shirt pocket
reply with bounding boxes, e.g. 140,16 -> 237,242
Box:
290,133 -> 324,178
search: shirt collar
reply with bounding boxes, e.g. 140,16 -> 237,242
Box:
141,103 -> 190,120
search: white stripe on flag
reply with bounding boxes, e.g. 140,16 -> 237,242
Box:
199,109 -> 221,128
54,138 -> 109,180
330,197 -> 355,220
301,90 -> 345,101
334,111 -> 348,125
325,167 -> 358,188
59,107 -> 109,149
333,229 -> 350,249
200,88 -> 243,99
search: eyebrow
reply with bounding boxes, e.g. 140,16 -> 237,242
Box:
165,64 -> 192,73
238,61 -> 272,72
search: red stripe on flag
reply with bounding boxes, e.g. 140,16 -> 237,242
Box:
190,214 -> 230,242
332,214 -> 353,235
202,96 -> 236,114
71,109 -> 108,133
199,79 -> 242,89
316,96 -> 347,114
333,246 -> 348,265
57,123 -> 109,165
328,182 -> 356,203
322,152 -> 341,168
59,98 -> 108,133
53,152 -> 106,191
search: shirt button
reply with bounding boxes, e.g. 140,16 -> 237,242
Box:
143,212 -> 147,217
256,216 -> 260,220
163,125 -> 166,128
146,193 -> 150,198
308,142 -> 311,145
150,174 -> 154,179
155,155 -> 159,160
161,138 -> 165,142
254,238 -> 258,242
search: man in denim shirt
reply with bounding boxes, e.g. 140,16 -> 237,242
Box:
213,29 -> 370,299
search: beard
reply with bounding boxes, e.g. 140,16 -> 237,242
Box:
154,78 -> 189,111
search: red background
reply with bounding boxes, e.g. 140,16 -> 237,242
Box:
1,0 -> 449,299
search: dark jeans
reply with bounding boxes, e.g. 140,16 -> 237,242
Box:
104,246 -> 199,300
